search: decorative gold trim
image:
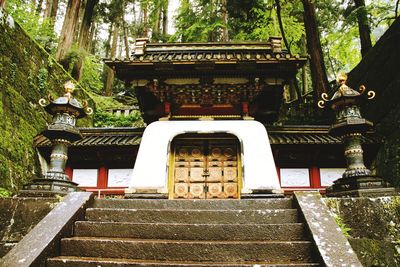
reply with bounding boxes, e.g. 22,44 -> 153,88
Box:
317,100 -> 325,108
344,149 -> 363,156
321,93 -> 329,101
38,98 -> 48,107
168,144 -> 175,200
367,90 -> 376,99
237,144 -> 242,200
50,154 -> 68,160
359,85 -> 366,94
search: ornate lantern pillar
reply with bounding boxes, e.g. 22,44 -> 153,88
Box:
21,81 -> 92,196
318,74 -> 394,197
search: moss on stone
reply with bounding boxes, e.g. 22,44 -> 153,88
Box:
0,10 -> 109,193
325,197 -> 400,267
349,238 -> 399,267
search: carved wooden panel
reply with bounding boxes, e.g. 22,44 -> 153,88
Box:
224,183 -> 238,198
208,167 -> 222,182
172,137 -> 240,199
189,183 -> 205,199
190,167 -> 205,182
174,183 -> 189,198
223,167 -> 237,182
207,183 -> 223,198
174,166 -> 189,182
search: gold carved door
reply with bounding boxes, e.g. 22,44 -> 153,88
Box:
171,136 -> 240,199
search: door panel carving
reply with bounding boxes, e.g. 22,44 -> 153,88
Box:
190,167 -> 205,182
172,136 -> 240,199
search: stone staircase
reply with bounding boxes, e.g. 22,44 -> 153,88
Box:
47,198 -> 322,267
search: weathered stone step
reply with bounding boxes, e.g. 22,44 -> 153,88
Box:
85,208 -> 299,224
92,199 -> 293,210
61,237 -> 316,262
75,221 -> 306,241
48,256 -> 321,267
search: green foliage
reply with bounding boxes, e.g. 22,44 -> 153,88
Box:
80,54 -> 104,94
5,0 -> 56,51
316,0 -> 396,78
94,109 -> 144,127
37,68 -> 49,94
334,214 -> 352,238
0,188 -> 12,198
170,0 -> 227,42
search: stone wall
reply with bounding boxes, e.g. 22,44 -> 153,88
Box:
324,197 -> 400,266
0,9 -> 94,193
0,197 -> 59,257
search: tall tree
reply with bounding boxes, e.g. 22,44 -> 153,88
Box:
36,0 -> 44,14
44,0 -> 58,21
122,10 -> 130,58
275,0 -> 291,53
104,21 -> 119,96
162,0 -> 168,36
55,0 -> 81,61
354,0 -> 372,57
78,0 -> 99,51
301,0 -> 330,99
141,0 -> 149,37
221,0 -> 229,41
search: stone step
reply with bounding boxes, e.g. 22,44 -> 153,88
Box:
74,221 -> 306,241
48,256 -> 321,267
85,208 -> 299,224
92,199 -> 294,210
61,237 -> 316,263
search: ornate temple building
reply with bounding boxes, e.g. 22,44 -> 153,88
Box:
35,37 -> 382,198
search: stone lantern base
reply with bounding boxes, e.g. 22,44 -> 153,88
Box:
326,175 -> 397,197
19,177 -> 79,197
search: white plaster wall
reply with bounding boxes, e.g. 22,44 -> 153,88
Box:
126,120 -> 281,194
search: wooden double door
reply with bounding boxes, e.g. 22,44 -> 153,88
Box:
170,135 -> 240,199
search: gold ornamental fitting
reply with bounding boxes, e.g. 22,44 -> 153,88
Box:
64,81 -> 75,99
337,73 -> 348,85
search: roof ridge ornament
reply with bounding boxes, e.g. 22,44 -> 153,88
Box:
269,36 -> 282,53
133,37 -> 149,56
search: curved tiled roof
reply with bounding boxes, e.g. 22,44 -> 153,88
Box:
104,38 -> 307,66
34,126 -> 382,147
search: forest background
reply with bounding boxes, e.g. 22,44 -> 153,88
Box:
0,0 -> 398,126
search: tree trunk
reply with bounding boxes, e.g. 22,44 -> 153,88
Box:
78,0 -> 99,51
275,0 -> 290,53
36,0 -> 44,15
301,0 -> 330,100
44,0 -> 59,22
104,22 -> 119,96
88,22 -> 97,53
0,0 -> 6,8
105,23 -> 114,58
44,0 -> 52,17
123,19 -> 130,58
151,4 -> 161,40
50,0 -> 58,18
142,2 -> 148,37
354,0 -> 372,57
162,0 -> 168,36
221,0 -> 229,41
55,0 -> 81,61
